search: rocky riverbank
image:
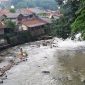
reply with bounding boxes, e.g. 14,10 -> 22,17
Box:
0,38 -> 85,85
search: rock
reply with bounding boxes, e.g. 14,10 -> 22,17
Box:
66,75 -> 73,81
0,79 -> 3,84
52,77 -> 57,80
2,63 -> 13,72
80,77 -> 85,83
58,77 -> 62,81
44,57 -> 47,58
42,43 -> 47,46
37,66 -> 40,67
0,72 -> 3,76
42,71 -> 50,74
0,74 -> 7,80
0,69 -> 7,80
14,58 -> 21,65
82,80 -> 85,83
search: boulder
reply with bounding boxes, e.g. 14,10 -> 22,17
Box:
0,79 -> 3,84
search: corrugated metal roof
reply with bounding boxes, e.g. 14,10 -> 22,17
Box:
0,8 -> 34,18
22,18 -> 47,28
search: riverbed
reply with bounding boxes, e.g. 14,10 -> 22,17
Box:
0,38 -> 85,85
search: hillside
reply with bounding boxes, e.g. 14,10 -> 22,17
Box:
1,0 -> 57,10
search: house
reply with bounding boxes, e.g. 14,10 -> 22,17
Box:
17,17 -> 48,37
28,7 -> 46,14
46,10 -> 63,19
0,8 -> 49,42
0,8 -> 34,22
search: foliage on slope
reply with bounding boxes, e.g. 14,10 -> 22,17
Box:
46,0 -> 80,39
71,0 -> 85,39
11,0 -> 57,10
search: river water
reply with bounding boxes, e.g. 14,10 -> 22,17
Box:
1,37 -> 85,85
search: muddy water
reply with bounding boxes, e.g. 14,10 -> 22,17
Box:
56,49 -> 85,85
1,39 -> 85,85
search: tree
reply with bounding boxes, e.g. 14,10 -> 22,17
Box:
10,0 -> 57,10
5,20 -> 16,29
9,8 -> 16,13
71,0 -> 85,39
46,16 -> 71,39
47,0 -> 80,39
55,0 -> 63,5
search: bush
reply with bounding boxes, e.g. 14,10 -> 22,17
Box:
45,17 -> 71,39
5,20 -> 16,29
9,8 -> 16,13
17,31 -> 31,43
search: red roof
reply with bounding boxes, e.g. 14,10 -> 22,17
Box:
17,8 -> 33,14
0,8 -> 33,16
0,9 -> 9,16
21,18 -> 47,27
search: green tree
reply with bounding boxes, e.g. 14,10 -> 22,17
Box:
71,0 -> 85,39
47,0 -> 80,39
46,16 -> 71,39
5,20 -> 16,29
9,8 -> 16,13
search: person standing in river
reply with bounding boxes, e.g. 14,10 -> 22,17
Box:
19,48 -> 28,61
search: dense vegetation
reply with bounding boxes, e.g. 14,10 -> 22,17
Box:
46,0 -> 85,39
71,0 -> 85,39
10,0 -> 57,10
1,0 -> 85,40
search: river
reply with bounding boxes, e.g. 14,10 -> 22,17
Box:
0,37 -> 85,85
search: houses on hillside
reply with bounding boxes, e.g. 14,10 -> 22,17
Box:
0,7 -> 63,49
45,10 -> 63,19
0,8 -> 49,49
18,18 -> 47,37
0,8 -> 48,31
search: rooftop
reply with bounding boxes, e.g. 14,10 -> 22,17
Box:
21,18 -> 48,28
0,8 -> 34,17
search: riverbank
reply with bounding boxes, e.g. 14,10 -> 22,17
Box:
0,39 -> 57,85
1,38 -> 85,85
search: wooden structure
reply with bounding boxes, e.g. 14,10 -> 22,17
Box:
0,22 -> 8,48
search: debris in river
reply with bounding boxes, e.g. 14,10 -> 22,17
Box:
52,77 -> 58,80
1,63 -> 13,73
81,79 -> 85,84
42,42 -> 47,46
44,57 -> 47,58
0,74 -> 7,80
0,69 -> 7,82
80,76 -> 85,83
37,65 -> 41,67
0,69 -> 7,77
0,79 -> 3,84
0,57 -> 4,62
42,71 -> 50,74
67,75 -> 73,81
